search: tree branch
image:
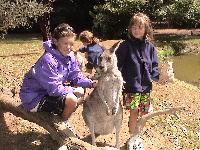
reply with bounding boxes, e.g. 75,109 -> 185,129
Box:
127,107 -> 185,150
0,86 -> 101,149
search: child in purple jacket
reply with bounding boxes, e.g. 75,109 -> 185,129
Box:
116,13 -> 160,147
20,23 -> 96,120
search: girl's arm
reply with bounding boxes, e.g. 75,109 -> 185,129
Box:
115,41 -> 129,71
79,46 -> 88,53
68,54 -> 93,88
151,46 -> 160,82
34,57 -> 75,96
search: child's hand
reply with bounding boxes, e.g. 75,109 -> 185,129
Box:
85,53 -> 88,59
157,80 -> 167,85
92,82 -> 97,88
74,87 -> 85,98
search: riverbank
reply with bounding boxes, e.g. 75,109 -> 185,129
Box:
154,29 -> 200,55
154,28 -> 200,36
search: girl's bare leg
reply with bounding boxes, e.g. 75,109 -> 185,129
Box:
129,109 -> 139,134
61,93 -> 78,120
140,111 -> 148,130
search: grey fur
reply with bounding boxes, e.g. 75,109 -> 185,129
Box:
82,41 -> 123,149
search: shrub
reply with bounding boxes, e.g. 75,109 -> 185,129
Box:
91,0 -> 146,39
155,0 -> 200,28
156,45 -> 174,61
91,0 -> 200,39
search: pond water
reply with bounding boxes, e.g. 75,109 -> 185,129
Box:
171,54 -> 200,87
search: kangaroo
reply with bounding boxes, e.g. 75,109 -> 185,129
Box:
82,41 -> 123,149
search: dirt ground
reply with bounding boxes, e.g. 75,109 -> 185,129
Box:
0,29 -> 199,150
1,81 -> 199,150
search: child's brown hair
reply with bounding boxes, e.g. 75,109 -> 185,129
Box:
52,23 -> 76,40
128,13 -> 153,40
79,30 -> 100,44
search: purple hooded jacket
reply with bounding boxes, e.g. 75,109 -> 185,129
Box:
20,40 -> 93,110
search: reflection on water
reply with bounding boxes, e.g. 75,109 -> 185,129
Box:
171,54 -> 200,87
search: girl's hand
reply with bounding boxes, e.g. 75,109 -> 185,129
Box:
85,53 -> 88,60
73,87 -> 85,98
91,82 -> 97,88
157,80 -> 167,85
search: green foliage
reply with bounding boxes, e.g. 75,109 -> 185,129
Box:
156,37 -> 189,60
0,0 -> 51,37
155,0 -> 200,28
91,0 -> 147,39
170,41 -> 187,55
91,0 -> 200,39
51,0 -> 105,33
156,45 -> 174,61
154,33 -> 200,60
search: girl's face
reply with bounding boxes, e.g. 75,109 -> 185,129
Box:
54,36 -> 75,56
131,23 -> 145,39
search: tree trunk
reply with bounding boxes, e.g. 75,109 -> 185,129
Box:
39,0 -> 52,41
126,106 -> 185,150
0,86 -> 102,150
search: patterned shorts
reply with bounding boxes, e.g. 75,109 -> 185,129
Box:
123,93 -> 151,112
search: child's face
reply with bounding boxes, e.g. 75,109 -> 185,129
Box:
54,36 -> 75,56
131,23 -> 145,39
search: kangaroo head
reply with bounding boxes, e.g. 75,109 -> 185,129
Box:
92,41 -> 122,80
98,41 -> 122,72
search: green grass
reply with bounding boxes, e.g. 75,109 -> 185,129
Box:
0,34 -> 43,89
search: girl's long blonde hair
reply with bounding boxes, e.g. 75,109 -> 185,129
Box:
128,13 -> 153,40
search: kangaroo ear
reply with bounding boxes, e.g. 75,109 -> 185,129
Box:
109,40 -> 122,53
98,42 -> 107,52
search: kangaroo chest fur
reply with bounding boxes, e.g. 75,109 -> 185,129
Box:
82,70 -> 123,135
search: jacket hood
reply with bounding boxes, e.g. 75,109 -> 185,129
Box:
43,40 -> 65,58
43,40 -> 75,62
